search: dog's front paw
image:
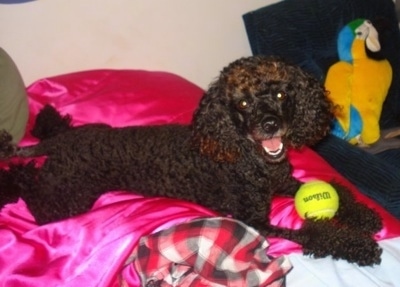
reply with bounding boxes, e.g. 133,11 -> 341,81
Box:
354,206 -> 383,235
0,130 -> 16,159
338,203 -> 383,235
332,182 -> 383,235
300,219 -> 382,266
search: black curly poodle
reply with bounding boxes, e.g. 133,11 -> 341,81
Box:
0,56 -> 382,266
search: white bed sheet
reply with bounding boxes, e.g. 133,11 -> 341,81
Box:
286,237 -> 400,287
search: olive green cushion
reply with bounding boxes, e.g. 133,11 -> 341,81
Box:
0,47 -> 28,143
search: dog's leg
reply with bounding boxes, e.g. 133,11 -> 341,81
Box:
259,180 -> 383,266
28,172 -> 101,225
23,184 -> 99,225
0,130 -> 17,159
296,220 -> 382,266
331,181 -> 383,234
0,130 -> 43,159
0,161 -> 61,225
0,161 -> 38,208
264,220 -> 382,266
0,163 -> 27,207
273,176 -> 301,196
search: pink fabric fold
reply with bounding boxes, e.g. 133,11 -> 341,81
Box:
0,194 -> 216,286
1,69 -> 399,286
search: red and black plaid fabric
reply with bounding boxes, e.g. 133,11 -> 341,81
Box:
125,217 -> 292,287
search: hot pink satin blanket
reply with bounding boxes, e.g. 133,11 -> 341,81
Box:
1,70 -> 399,286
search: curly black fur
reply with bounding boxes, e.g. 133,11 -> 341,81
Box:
0,56 -> 382,266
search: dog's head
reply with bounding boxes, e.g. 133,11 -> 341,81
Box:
192,56 -> 333,163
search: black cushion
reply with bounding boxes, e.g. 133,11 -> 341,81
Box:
243,0 -> 400,128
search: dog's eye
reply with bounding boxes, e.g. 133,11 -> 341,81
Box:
276,92 -> 286,100
237,100 -> 249,110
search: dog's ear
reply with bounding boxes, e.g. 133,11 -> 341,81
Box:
191,80 -> 242,163
288,69 -> 334,147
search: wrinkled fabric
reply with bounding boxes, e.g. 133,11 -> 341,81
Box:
125,217 -> 292,287
0,69 -> 399,286
0,194 -> 216,287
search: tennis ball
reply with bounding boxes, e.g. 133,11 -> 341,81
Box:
294,180 -> 339,219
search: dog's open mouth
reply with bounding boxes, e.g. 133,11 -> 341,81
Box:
262,137 -> 284,159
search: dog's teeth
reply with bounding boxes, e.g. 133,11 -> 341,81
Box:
263,143 -> 283,155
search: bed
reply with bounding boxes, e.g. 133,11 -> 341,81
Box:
2,0 -> 400,285
0,68 -> 399,287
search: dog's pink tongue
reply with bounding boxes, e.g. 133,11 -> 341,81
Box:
262,137 -> 282,151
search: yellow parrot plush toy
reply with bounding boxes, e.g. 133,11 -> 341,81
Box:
325,18 -> 392,146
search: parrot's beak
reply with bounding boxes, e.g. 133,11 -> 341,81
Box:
365,22 -> 381,52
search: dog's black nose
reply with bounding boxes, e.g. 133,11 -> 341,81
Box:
262,116 -> 280,134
